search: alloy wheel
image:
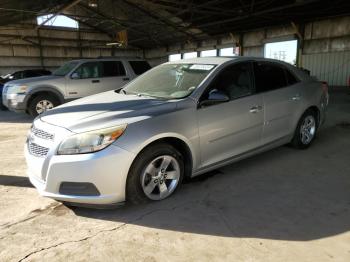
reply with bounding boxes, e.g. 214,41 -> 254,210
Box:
300,115 -> 316,145
140,155 -> 180,200
36,100 -> 54,114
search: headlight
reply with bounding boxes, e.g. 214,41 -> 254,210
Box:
57,125 -> 127,155
9,85 -> 28,94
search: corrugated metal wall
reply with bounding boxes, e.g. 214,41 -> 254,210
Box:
302,51 -> 350,86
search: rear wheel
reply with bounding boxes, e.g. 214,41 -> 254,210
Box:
126,143 -> 184,204
28,94 -> 60,117
291,109 -> 318,149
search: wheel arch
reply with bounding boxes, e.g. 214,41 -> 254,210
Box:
130,135 -> 195,179
26,87 -> 64,109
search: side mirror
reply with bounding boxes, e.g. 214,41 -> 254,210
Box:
200,89 -> 229,107
71,72 -> 80,79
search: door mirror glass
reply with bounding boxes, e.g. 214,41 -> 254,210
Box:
200,89 -> 229,107
71,72 -> 80,79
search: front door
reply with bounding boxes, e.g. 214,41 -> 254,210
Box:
66,61 -> 103,99
197,62 -> 264,168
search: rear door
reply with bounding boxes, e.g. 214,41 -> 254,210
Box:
197,62 -> 264,168
254,61 -> 302,145
100,61 -> 130,92
66,61 -> 103,98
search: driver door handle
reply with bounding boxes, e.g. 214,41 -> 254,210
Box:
249,105 -> 263,113
91,79 -> 100,83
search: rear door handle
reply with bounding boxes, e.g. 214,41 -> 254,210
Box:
123,77 -> 130,81
91,79 -> 100,83
249,105 -> 263,113
292,94 -> 301,101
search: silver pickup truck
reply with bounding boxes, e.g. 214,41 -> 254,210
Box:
2,57 -> 151,116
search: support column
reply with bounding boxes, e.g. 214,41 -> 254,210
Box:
36,29 -> 45,69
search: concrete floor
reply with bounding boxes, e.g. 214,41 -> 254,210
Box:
0,87 -> 350,262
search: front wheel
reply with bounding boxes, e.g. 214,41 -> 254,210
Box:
28,94 -> 60,117
126,143 -> 184,204
291,109 -> 318,149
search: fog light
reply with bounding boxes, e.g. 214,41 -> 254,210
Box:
9,99 -> 18,106
59,182 -> 100,196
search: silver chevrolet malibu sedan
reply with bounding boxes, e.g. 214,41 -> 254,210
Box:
25,57 -> 329,206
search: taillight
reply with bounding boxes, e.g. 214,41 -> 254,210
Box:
321,81 -> 328,94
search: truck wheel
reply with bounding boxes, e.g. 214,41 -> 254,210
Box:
28,94 -> 60,117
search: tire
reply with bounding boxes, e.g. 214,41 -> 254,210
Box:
28,94 -> 60,117
291,109 -> 318,149
126,143 -> 184,204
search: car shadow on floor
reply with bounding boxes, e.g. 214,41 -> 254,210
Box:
71,125 -> 350,241
0,175 -> 33,188
0,110 -> 33,123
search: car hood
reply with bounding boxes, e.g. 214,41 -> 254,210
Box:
6,75 -> 60,85
39,90 -> 177,133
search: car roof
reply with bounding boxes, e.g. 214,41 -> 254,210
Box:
166,56 -> 296,67
166,57 -> 236,65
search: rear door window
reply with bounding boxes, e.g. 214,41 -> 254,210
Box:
101,61 -> 126,77
254,62 -> 288,92
284,68 -> 299,86
128,61 -> 151,75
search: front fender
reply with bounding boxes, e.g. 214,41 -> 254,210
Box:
25,86 -> 65,106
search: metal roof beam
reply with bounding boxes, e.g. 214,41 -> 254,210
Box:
121,0 -> 199,40
35,0 -> 83,30
77,2 -> 168,47
196,0 -> 319,28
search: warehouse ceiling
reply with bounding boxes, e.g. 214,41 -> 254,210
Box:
0,0 -> 350,48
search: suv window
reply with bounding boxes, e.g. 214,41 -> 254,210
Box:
74,62 -> 102,79
24,71 -> 40,78
206,62 -> 253,100
54,61 -> 79,76
254,62 -> 287,92
128,61 -> 151,75
284,68 -> 299,85
12,71 -> 23,79
102,61 -> 126,77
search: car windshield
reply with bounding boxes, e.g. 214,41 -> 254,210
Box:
122,63 -> 216,99
53,61 -> 79,76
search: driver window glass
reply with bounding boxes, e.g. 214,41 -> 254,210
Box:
73,62 -> 102,79
206,62 -> 253,100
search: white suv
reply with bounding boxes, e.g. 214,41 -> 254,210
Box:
2,58 -> 151,116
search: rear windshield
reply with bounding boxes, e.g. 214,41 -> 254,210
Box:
129,61 -> 151,75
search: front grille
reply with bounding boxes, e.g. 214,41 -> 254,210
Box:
31,127 -> 54,140
28,142 -> 49,157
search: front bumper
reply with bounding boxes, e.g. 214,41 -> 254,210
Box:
25,120 -> 136,205
3,93 -> 26,112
